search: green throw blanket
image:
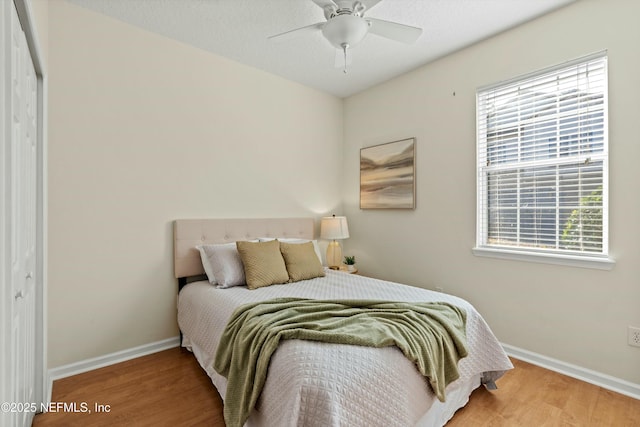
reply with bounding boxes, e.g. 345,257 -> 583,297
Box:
214,298 -> 468,427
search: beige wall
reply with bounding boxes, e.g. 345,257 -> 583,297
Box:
29,0 -> 48,68
47,1 -> 343,368
43,0 -> 640,386
344,0 -> 640,384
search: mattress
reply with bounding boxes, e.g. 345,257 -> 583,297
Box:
178,269 -> 513,426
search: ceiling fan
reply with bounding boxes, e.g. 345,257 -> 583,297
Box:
268,0 -> 423,73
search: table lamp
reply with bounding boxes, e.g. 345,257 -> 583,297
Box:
320,215 -> 349,269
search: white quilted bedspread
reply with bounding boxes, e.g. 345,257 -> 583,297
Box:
178,269 -> 513,427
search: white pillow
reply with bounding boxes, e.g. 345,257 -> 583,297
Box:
196,245 -> 217,284
196,243 -> 247,288
258,238 -> 323,266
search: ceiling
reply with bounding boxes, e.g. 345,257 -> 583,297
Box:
67,0 -> 575,98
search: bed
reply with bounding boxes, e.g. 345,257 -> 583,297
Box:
174,218 -> 513,426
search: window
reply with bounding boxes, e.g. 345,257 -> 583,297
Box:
474,52 -> 613,269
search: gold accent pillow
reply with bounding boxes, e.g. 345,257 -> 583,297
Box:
280,241 -> 325,282
236,240 -> 289,289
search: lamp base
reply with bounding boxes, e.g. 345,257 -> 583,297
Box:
326,240 -> 342,270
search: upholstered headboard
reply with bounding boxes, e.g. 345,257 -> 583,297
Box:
173,218 -> 316,279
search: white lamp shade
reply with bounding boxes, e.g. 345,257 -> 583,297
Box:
320,216 -> 349,240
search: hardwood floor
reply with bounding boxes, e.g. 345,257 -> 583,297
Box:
447,359 -> 640,427
33,347 -> 639,426
32,348 -> 224,427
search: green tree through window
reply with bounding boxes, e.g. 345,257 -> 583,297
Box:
561,186 -> 603,252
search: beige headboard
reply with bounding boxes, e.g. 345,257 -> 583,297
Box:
173,218 -> 316,279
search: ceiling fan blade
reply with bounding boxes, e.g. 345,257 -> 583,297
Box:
360,0 -> 383,12
268,22 -> 325,42
310,0 -> 337,11
367,18 -> 422,44
311,0 -> 338,20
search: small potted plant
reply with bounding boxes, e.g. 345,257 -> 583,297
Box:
343,255 -> 356,272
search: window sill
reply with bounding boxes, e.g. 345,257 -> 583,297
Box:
472,247 -> 615,270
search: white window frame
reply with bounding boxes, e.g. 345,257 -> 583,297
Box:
473,52 -> 615,270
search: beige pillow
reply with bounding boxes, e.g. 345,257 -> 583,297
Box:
236,240 -> 289,289
280,241 -> 326,282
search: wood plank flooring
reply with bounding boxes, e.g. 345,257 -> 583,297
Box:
32,348 -> 224,427
33,347 -> 639,426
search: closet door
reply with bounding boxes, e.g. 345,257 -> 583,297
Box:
0,1 -> 42,425
5,2 -> 38,426
0,1 -> 8,423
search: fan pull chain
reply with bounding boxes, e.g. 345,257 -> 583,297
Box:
342,43 -> 349,74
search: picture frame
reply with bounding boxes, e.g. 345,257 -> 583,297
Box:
360,138 -> 416,209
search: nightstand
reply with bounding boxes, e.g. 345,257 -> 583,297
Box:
338,265 -> 358,274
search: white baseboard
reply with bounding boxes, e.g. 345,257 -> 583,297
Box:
46,336 -> 180,397
502,343 -> 640,400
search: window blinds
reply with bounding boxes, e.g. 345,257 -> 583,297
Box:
476,53 -> 608,256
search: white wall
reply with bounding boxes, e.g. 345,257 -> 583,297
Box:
344,0 -> 640,384
47,1 -> 343,368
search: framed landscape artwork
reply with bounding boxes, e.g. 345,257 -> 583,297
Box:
360,138 -> 416,209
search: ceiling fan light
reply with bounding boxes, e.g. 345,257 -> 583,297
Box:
322,14 -> 369,49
